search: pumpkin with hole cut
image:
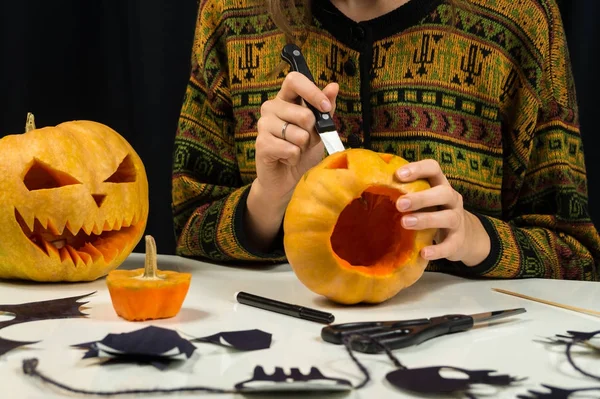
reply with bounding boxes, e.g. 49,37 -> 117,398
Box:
283,149 -> 437,305
0,113 -> 149,282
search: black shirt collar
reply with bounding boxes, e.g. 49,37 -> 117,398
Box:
312,0 -> 444,50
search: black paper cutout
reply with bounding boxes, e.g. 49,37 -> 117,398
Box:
517,384 -> 600,399
539,330 -> 600,381
234,366 -> 353,393
0,292 -> 93,330
342,334 -> 523,397
73,326 -> 196,370
386,366 -> 523,394
0,337 -> 38,356
192,329 -> 272,351
23,358 -> 357,396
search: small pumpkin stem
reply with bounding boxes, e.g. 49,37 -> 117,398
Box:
142,235 -> 160,280
25,112 -> 36,132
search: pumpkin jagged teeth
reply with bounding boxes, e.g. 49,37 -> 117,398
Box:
103,220 -> 113,232
55,219 -> 68,236
82,221 -> 95,236
92,221 -> 103,235
112,218 -> 122,231
121,214 -> 133,228
65,220 -> 84,237
14,208 -> 35,234
80,243 -> 104,263
98,244 -> 119,264
58,246 -> 71,263
43,239 -> 61,259
36,215 -> 49,230
65,245 -> 85,267
46,219 -> 61,236
77,250 -> 93,267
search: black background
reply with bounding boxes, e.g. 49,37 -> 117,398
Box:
1,1 -> 597,255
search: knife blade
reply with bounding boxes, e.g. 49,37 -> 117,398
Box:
281,44 -> 345,155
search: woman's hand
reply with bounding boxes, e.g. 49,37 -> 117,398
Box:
254,72 -> 339,203
395,159 -> 491,266
245,72 -> 339,251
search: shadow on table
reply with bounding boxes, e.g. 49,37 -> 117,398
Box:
88,302 -> 210,323
311,271 -> 466,311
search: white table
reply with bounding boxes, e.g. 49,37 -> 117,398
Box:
1,253 -> 599,398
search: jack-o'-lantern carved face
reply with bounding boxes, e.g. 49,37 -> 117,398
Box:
0,115 -> 149,282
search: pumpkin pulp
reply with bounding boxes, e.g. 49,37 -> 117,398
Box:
330,185 -> 415,275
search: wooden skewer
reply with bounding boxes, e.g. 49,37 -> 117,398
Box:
492,288 -> 600,318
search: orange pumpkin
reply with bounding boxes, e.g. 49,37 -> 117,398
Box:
0,113 -> 149,282
106,235 -> 191,321
283,149 -> 437,305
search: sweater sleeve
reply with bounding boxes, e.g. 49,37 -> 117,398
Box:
171,1 -> 285,263
444,2 -> 600,280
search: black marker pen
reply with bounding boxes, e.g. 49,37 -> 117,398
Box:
235,291 -> 335,324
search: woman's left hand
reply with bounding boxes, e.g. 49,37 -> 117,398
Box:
395,159 -> 491,266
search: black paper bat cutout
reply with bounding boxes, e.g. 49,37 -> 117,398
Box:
517,384 -> 600,399
73,325 -> 196,370
235,366 -> 353,393
0,336 -> 38,356
0,292 -> 93,330
385,366 -> 524,395
192,329 -> 272,351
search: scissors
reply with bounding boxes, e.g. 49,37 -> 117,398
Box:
321,308 -> 526,354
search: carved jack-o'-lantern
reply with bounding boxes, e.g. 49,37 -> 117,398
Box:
0,114 -> 149,282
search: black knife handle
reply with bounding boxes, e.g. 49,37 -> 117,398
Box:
351,315 -> 475,354
281,43 -> 336,134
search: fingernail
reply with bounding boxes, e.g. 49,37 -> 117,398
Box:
422,248 -> 432,259
403,216 -> 417,227
398,168 -> 410,179
321,99 -> 332,112
397,198 -> 411,211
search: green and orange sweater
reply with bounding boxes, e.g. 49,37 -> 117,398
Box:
172,0 -> 600,280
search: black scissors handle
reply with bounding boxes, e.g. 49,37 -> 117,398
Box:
321,315 -> 474,354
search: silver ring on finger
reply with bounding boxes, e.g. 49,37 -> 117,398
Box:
281,122 -> 289,141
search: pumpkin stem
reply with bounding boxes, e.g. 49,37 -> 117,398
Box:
142,235 -> 161,280
25,112 -> 36,132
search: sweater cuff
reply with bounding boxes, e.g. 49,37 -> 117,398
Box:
233,186 -> 286,261
462,212 -> 503,275
439,211 -> 502,277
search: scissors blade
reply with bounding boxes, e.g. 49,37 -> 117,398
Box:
470,308 -> 526,325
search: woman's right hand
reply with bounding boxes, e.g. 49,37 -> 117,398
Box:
245,72 -> 339,251
255,71 -> 339,204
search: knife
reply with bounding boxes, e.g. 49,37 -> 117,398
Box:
281,44 -> 346,155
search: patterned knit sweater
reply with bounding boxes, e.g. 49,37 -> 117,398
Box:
172,0 -> 600,280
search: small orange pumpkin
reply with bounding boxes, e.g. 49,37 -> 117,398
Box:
283,149 -> 437,305
106,235 -> 191,321
0,113 -> 149,282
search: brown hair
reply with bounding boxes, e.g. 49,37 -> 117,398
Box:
265,0 -> 469,45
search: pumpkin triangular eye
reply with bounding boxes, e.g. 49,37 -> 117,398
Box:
23,158 -> 82,191
104,154 -> 136,183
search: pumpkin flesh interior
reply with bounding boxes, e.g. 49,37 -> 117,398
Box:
330,186 -> 415,275
14,208 -> 141,265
